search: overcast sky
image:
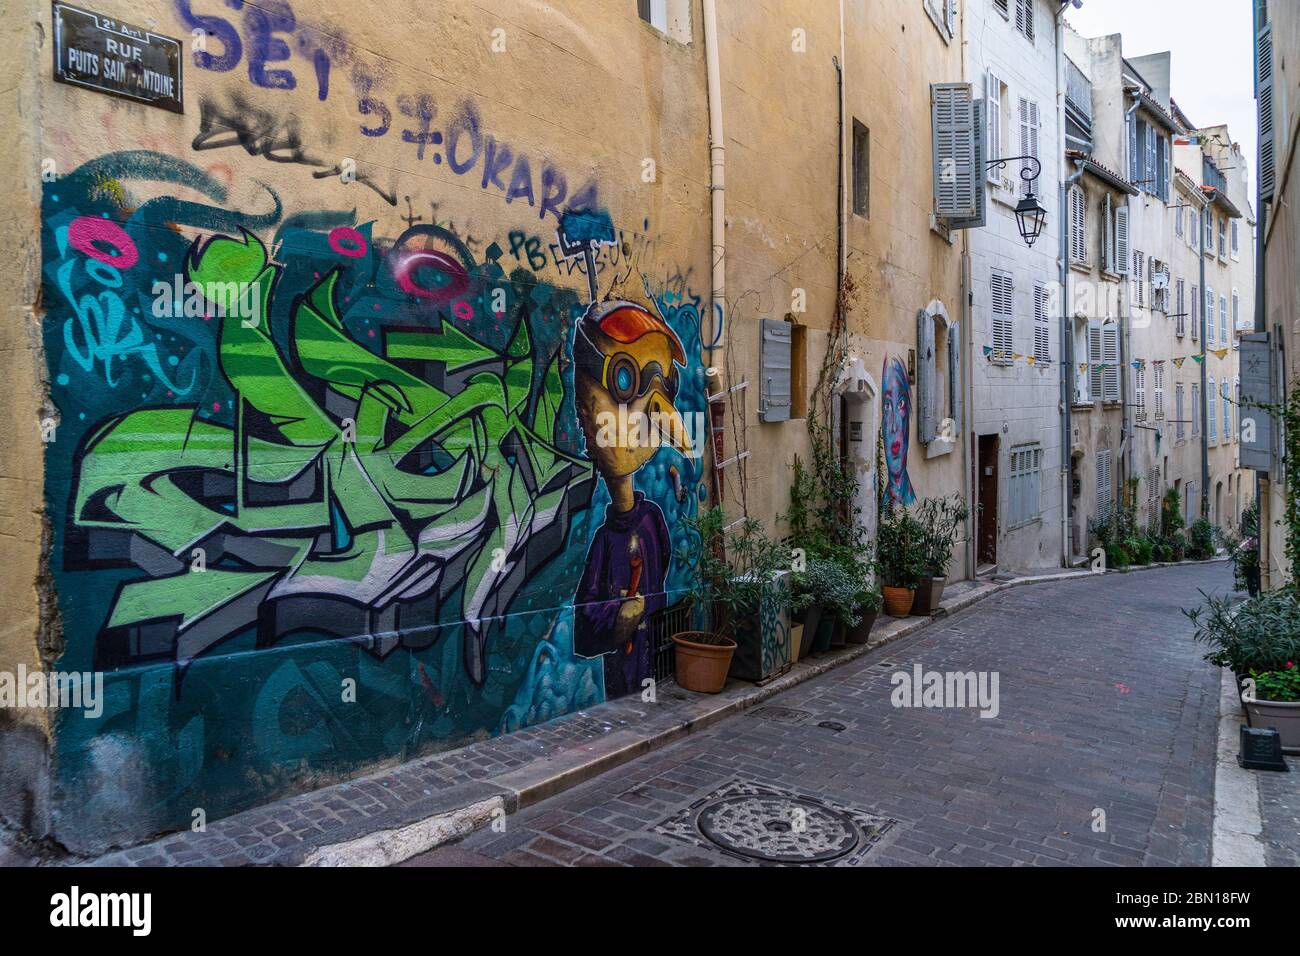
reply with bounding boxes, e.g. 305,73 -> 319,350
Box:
1063,0 -> 1259,197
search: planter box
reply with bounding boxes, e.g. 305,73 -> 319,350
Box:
1244,698 -> 1300,753
728,570 -> 792,682
912,575 -> 947,616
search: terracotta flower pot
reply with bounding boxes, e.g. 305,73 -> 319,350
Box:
671,631 -> 736,694
912,575 -> 947,616
882,585 -> 915,618
848,610 -> 878,645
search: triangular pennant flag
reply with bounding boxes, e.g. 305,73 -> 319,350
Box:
1192,354 -> 1205,363
1026,356 -> 1035,365
1078,363 -> 1089,375
1172,357 -> 1186,368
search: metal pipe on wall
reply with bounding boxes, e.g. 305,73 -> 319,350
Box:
702,0 -> 726,356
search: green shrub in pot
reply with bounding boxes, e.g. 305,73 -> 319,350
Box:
876,505 -> 926,590
1183,587 -> 1300,675
916,495 -> 969,577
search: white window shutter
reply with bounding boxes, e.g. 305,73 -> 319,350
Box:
1033,283 -> 1050,364
1088,319 -> 1103,401
992,270 -> 1014,362
986,72 -> 1001,183
1115,205 -> 1130,274
1135,365 -> 1146,420
917,310 -> 937,444
1019,99 -> 1040,197
1155,363 -> 1165,419
1102,193 -> 1114,272
932,83 -> 977,219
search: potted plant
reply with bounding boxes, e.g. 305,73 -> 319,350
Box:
848,580 -> 882,644
790,554 -> 860,656
876,504 -> 925,617
1187,518 -> 1217,560
675,508 -> 786,692
914,495 -> 969,615
1242,664 -> 1300,752
1185,587 -> 1300,750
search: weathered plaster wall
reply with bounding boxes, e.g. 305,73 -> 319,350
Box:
0,0 -> 53,842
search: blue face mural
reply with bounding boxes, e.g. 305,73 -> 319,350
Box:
41,138 -> 705,842
882,355 -> 916,506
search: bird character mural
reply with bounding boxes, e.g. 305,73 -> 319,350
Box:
571,299 -> 691,698
882,355 -> 917,506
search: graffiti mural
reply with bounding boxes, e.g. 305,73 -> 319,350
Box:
42,144 -> 705,842
882,356 -> 917,506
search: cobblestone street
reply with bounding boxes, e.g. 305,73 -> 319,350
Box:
413,563 -> 1238,867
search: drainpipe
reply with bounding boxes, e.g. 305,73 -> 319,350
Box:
1060,157 -> 1084,565
1121,90 -> 1141,499
1199,193 -> 1210,518
702,0 -> 726,357
1055,3 -> 1075,567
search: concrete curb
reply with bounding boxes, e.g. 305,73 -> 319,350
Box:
305,560 -> 1226,866
1210,669 -> 1267,866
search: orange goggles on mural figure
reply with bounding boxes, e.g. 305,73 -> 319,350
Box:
574,313 -> 682,404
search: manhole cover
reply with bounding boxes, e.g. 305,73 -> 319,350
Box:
750,707 -> 812,724
655,779 -> 897,866
816,720 -> 847,732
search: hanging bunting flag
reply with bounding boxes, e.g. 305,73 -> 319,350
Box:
1026,356 -> 1035,365
983,345 -> 993,356
1213,347 -> 1229,359
1172,356 -> 1186,368
1192,354 -> 1205,364
1131,360 -> 1144,370
1078,363 -> 1089,376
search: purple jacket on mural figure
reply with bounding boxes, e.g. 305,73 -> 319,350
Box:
574,493 -> 671,699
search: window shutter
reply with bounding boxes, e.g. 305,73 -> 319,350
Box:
952,98 -> 987,230
1102,323 -> 1120,402
1208,378 -> 1218,441
1135,365 -> 1146,420
1088,319 -> 1103,400
916,310 -> 937,444
1097,449 -> 1112,520
1019,99 -> 1040,197
1127,113 -> 1139,182
1069,186 -> 1086,263
1156,134 -> 1168,201
1191,284 -> 1199,340
986,72 -> 1002,183
1115,205 -> 1130,274
1206,287 -> 1215,345
995,0 -> 1010,16
1220,294 -> 1227,343
946,0 -> 957,36
991,270 -> 1014,362
759,318 -> 792,422
1222,380 -> 1231,437
1033,283 -> 1050,364
1257,20 -> 1276,201
1017,0 -> 1034,41
1155,362 -> 1165,419
1102,193 -> 1114,272
948,320 -> 964,438
932,83 -> 978,219
1144,122 -> 1156,194
1176,278 -> 1185,335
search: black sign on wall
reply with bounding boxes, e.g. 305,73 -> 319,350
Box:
52,2 -> 183,113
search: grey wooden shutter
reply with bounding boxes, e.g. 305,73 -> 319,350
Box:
1103,192 -> 1115,272
932,83 -> 977,219
1257,15 -> 1276,201
952,98 -> 987,230
1069,185 -> 1086,263
1115,204 -> 1129,274
948,320 -> 963,438
917,310 -> 937,443
1102,323 -> 1120,402
759,318 -> 791,422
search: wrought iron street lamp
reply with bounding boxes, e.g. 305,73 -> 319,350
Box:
987,155 -> 1046,247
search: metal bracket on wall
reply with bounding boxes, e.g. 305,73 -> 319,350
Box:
708,379 -> 748,402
